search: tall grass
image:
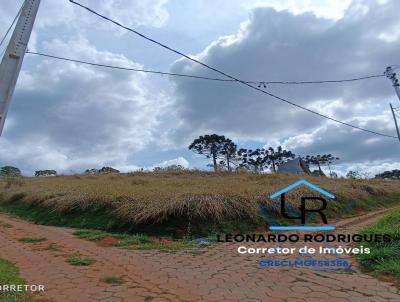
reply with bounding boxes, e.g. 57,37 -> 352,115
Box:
358,208 -> 400,280
0,172 -> 399,234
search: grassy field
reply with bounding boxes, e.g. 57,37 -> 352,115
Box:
358,208 -> 400,281
0,172 -> 400,236
0,259 -> 32,302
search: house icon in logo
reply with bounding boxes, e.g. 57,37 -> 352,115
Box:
269,180 -> 336,231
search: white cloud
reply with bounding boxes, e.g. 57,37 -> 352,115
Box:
99,0 -> 169,28
155,156 -> 189,168
1,37 -> 171,174
2,0 -> 400,176
111,156 -> 189,173
276,112 -> 398,176
34,0 -> 169,29
169,0 -> 400,172
242,0 -> 352,20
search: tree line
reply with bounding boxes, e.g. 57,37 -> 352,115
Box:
0,166 -> 120,177
0,134 -> 398,179
188,134 -> 339,175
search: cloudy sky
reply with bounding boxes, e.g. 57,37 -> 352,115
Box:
0,0 -> 399,176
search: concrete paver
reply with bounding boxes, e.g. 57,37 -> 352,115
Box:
0,208 -> 399,301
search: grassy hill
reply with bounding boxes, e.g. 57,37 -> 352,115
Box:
1,172 -> 399,236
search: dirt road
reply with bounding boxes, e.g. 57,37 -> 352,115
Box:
0,208 -> 399,302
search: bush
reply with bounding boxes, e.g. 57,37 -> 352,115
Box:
35,170 -> 57,177
84,167 -> 120,174
0,166 -> 21,177
153,165 -> 186,172
375,170 -> 400,180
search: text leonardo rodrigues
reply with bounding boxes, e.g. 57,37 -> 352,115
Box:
217,233 -> 392,243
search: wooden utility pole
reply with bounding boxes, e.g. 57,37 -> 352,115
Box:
0,0 -> 41,135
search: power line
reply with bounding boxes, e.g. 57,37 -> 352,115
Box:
255,74 -> 384,86
69,0 -> 397,139
25,51 -> 252,82
26,51 -> 385,86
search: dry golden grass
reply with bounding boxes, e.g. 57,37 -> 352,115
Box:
0,172 -> 399,225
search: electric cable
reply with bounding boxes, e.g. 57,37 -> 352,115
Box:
26,51 -> 385,86
69,0 -> 398,139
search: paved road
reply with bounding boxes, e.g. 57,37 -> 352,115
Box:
0,208 -> 399,302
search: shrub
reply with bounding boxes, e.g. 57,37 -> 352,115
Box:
35,170 -> 57,177
0,166 -> 21,177
67,254 -> 96,266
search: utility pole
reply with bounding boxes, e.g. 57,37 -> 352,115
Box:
390,103 -> 400,142
0,0 -> 41,136
385,66 -> 400,103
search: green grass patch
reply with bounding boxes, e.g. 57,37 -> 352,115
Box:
0,202 -> 127,232
115,234 -> 151,247
115,234 -> 194,252
358,208 -> 400,280
101,276 -> 124,285
17,237 -> 47,244
0,259 -> 33,302
67,254 -> 96,266
73,229 -> 108,241
71,228 -> 194,252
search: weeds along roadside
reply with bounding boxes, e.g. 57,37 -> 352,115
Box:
358,208 -> 400,284
0,258 -> 34,301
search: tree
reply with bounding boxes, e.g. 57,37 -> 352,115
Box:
98,167 -> 120,173
321,154 -> 339,177
236,146 -> 294,173
35,170 -> 57,177
189,134 -> 235,172
153,164 -> 185,172
346,170 -> 361,179
304,154 -> 339,177
304,155 -> 324,174
0,166 -> 21,177
236,148 -> 266,172
220,138 -> 237,171
375,170 -> 400,180
266,146 -> 295,173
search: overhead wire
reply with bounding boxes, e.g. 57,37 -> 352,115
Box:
69,0 -> 397,139
26,51 -> 385,86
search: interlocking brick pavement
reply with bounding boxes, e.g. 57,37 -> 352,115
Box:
0,208 -> 399,302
